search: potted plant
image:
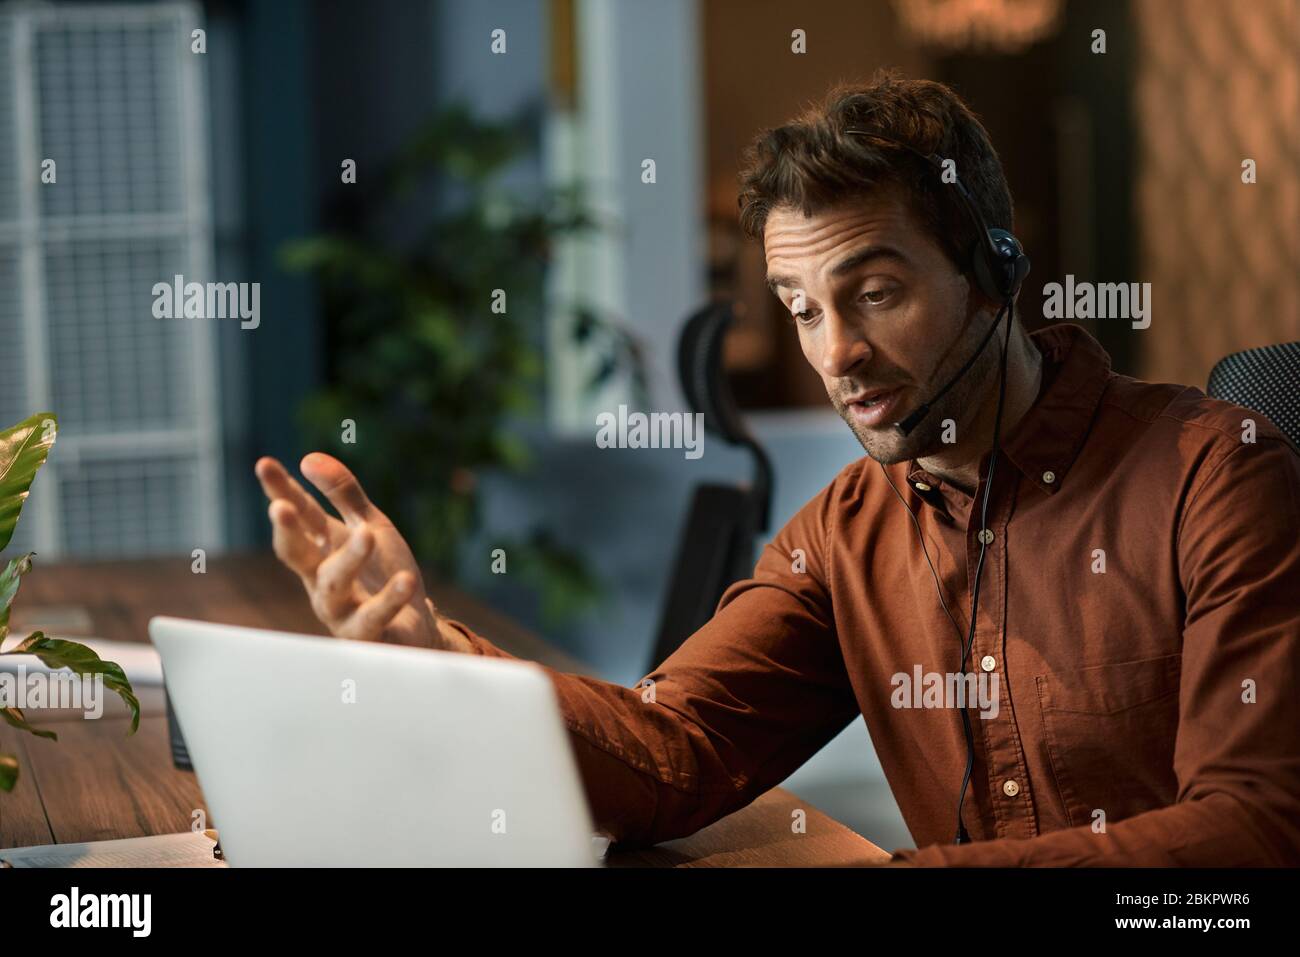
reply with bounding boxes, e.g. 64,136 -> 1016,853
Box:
0,412 -> 139,794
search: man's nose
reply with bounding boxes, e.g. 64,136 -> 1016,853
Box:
820,309 -> 872,379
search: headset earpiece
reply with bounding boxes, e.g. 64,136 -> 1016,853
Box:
973,227 -> 1030,303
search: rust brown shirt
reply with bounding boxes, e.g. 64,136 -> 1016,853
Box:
451,322 -> 1300,866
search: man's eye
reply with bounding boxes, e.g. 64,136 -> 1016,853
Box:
860,287 -> 894,305
791,307 -> 820,324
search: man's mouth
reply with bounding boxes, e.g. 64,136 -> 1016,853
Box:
844,387 -> 906,427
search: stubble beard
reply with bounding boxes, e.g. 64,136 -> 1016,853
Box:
835,309 -> 1005,467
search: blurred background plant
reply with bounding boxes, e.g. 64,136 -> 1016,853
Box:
280,101 -> 647,626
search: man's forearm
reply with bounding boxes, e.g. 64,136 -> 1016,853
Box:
440,615 -> 753,847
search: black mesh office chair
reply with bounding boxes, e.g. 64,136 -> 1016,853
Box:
1207,341 -> 1300,449
647,302 -> 774,671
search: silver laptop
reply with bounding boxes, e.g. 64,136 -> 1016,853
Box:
149,616 -> 598,867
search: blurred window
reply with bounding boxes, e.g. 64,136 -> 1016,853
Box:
0,3 -> 223,558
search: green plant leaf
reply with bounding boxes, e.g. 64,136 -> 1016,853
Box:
1,632 -> 139,734
0,551 -> 35,641
279,236 -> 404,289
491,431 -> 532,472
0,706 -> 57,741
0,412 -> 57,554
0,752 -> 16,791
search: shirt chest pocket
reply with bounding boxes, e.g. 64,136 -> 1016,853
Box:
1034,653 -> 1182,829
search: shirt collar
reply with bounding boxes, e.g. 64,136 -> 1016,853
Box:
905,322 -> 1114,498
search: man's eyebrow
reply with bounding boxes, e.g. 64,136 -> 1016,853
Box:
764,244 -> 909,294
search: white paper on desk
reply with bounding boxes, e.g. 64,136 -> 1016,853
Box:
0,636 -> 164,686
0,831 -> 226,868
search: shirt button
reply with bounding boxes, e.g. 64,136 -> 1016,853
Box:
980,655 -> 996,672
1002,779 -> 1020,797
977,528 -> 995,545
914,482 -> 931,492
1042,470 -> 1056,484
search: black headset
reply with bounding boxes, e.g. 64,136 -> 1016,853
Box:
843,127 -> 1030,844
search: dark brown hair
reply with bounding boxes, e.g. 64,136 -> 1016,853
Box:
737,71 -> 1015,278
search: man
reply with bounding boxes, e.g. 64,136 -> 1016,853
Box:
255,74 -> 1300,866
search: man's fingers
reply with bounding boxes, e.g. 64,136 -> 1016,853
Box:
343,571 -> 415,642
314,525 -> 374,620
300,453 -> 378,526
268,500 -> 325,580
255,456 -> 332,542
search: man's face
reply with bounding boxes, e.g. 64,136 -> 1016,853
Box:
763,191 -> 997,464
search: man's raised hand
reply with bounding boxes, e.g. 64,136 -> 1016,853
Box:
254,453 -> 471,651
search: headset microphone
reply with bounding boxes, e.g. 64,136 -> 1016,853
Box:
895,309 -> 1007,436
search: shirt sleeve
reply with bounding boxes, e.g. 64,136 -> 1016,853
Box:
444,474 -> 862,848
893,434 -> 1300,867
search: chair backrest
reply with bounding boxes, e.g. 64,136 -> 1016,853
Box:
677,301 -> 773,528
1207,342 -> 1300,449
649,484 -> 761,669
649,303 -> 773,670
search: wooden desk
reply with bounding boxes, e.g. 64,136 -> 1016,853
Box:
0,554 -> 887,866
